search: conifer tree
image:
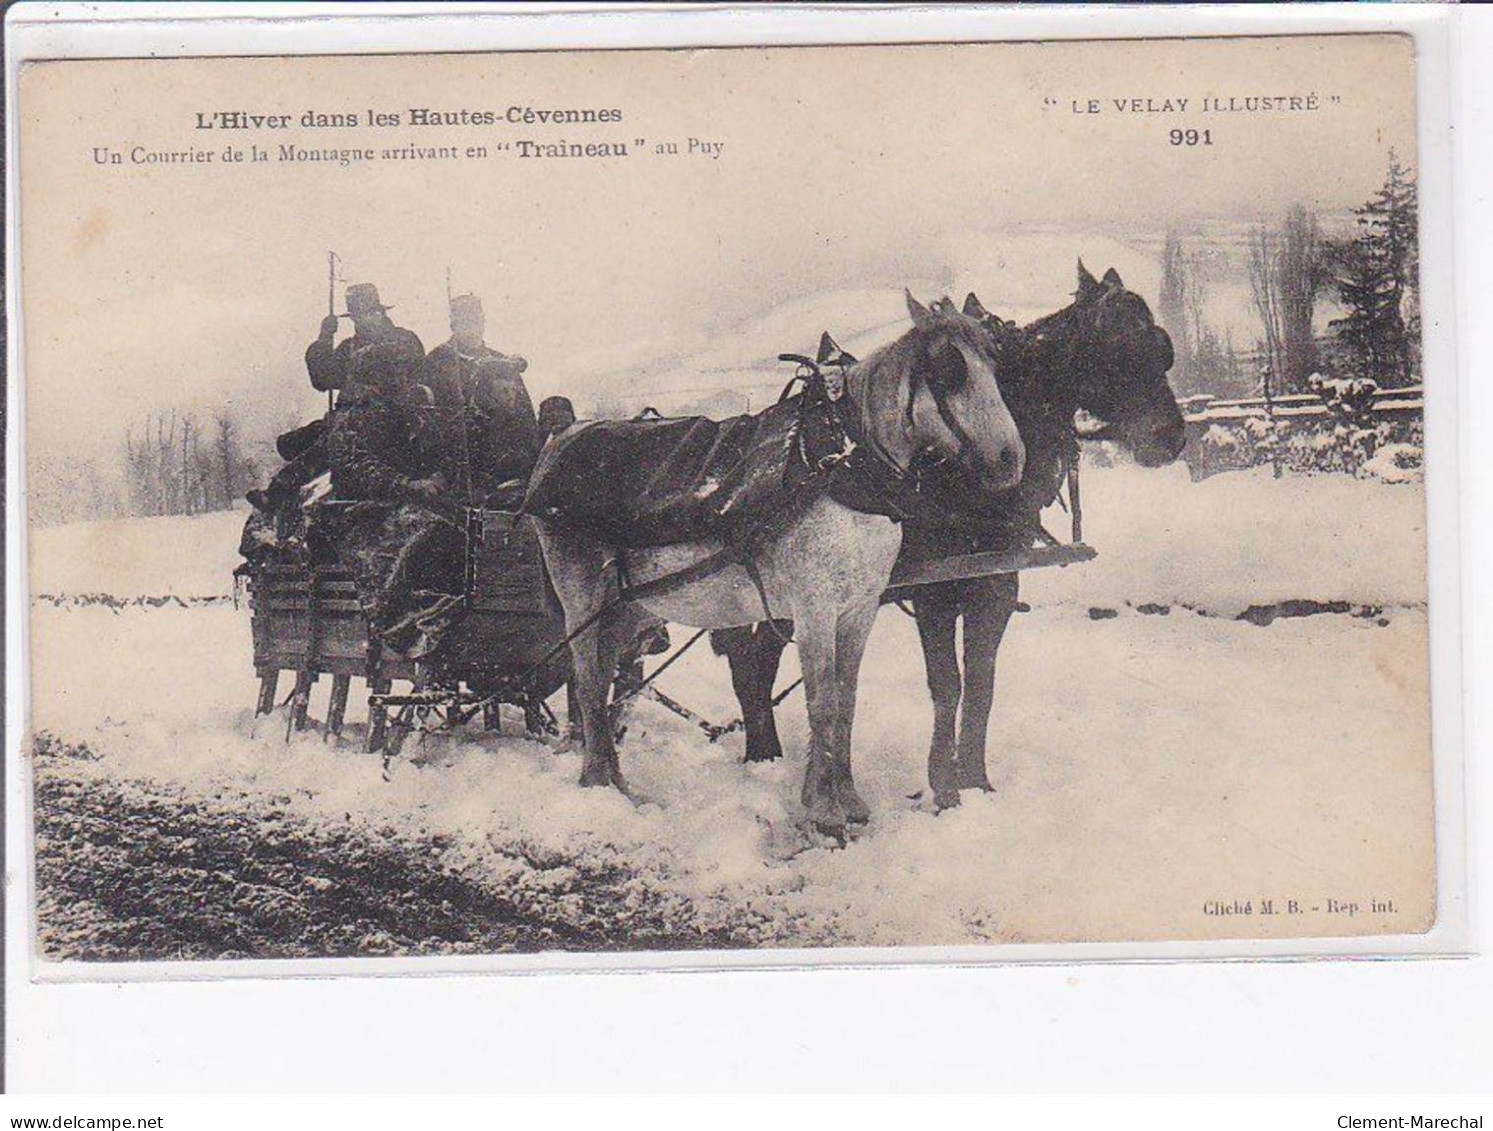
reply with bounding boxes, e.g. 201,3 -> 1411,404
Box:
1328,151 -> 1419,386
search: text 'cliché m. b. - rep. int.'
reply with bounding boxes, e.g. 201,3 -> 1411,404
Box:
1203,897 -> 1398,918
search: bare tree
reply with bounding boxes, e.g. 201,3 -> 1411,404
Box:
1158,229 -> 1193,389
211,411 -> 261,508
28,452 -> 126,527
1277,205 -> 1325,388
121,405 -> 265,517
181,415 -> 195,516
1247,225 -> 1284,399
125,411 -> 179,516
1248,207 -> 1326,396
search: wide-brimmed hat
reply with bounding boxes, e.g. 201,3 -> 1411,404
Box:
345,282 -> 392,317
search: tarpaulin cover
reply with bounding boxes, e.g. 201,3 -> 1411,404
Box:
522,399 -> 812,547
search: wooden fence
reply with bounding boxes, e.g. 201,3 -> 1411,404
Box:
1177,385 -> 1424,478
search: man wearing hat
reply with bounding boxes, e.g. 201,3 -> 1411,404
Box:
423,293 -> 532,412
306,282 -> 425,401
319,287 -> 454,661
421,293 -> 542,508
538,395 -> 577,437
246,283 -> 425,523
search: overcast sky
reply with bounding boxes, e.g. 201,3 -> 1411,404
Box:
19,35 -> 1416,480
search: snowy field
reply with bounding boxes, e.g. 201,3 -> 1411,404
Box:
24,463 -> 1435,959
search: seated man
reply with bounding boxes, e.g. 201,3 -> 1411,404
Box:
423,293 -> 530,409
423,294 -> 543,509
248,283 -> 425,533
457,356 -> 545,507
307,282 -> 425,402
324,359 -> 464,662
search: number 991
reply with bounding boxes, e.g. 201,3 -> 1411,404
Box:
1169,128 -> 1212,147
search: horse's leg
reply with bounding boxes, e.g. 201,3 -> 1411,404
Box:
794,612 -> 845,834
714,628 -> 767,760
566,681 -> 582,739
714,624 -> 791,762
954,573 -> 1019,793
601,604 -> 657,741
533,525 -> 625,789
829,601 -> 879,825
741,625 -> 790,762
747,623 -> 791,762
914,584 -> 964,810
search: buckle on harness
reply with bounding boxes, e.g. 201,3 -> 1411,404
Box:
817,437 -> 857,471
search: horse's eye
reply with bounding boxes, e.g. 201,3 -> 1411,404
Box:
926,342 -> 969,392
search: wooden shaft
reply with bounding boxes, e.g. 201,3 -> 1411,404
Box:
365,677 -> 392,754
327,252 -> 338,412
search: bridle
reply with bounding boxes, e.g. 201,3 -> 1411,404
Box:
847,329 -> 1001,489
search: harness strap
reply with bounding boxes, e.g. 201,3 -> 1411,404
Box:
930,384 -> 989,473
740,549 -> 785,631
509,456 -> 834,696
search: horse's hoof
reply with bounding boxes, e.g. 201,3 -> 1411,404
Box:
804,795 -> 847,838
840,791 -> 872,825
812,820 -> 849,846
933,788 -> 962,812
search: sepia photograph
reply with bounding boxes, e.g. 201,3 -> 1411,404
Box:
14,31 -> 1446,968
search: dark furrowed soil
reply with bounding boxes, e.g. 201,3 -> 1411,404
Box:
33,761 -> 762,962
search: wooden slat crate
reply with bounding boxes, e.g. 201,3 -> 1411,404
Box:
248,563 -> 415,682
466,509 -> 552,616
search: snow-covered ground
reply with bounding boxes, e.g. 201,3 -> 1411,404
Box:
25,464 -> 1434,954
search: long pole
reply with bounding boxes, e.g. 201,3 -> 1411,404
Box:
326,252 -> 338,412
446,266 -> 475,508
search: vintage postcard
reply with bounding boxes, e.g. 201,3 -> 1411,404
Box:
14,31 -> 1447,969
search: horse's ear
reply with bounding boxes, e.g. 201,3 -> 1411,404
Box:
963,292 -> 991,320
817,332 -> 839,365
1102,267 -> 1124,288
906,290 -> 934,328
1077,259 -> 1102,301
818,332 -> 857,367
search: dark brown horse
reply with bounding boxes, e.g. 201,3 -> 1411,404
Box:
713,262 -> 1186,807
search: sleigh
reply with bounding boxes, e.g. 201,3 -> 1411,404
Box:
246,438 -> 1095,757
245,508 -> 570,756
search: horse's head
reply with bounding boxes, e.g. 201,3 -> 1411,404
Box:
872,291 -> 1025,496
1066,261 -> 1186,467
